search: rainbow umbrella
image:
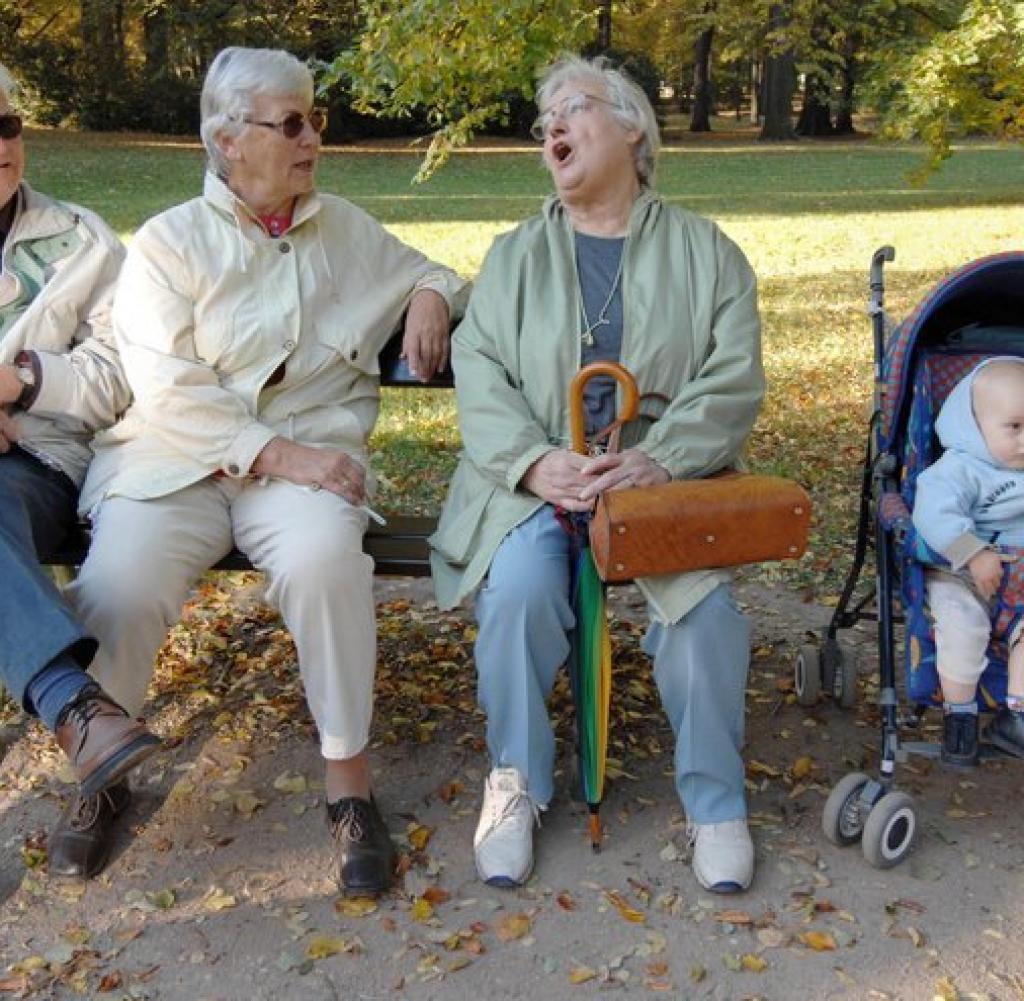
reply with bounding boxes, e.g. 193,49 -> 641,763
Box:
567,361 -> 639,851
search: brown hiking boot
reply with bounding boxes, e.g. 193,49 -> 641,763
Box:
48,778 -> 131,879
54,684 -> 160,798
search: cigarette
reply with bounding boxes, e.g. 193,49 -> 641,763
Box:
361,504 -> 387,526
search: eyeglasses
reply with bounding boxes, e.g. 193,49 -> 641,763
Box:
530,92 -> 617,141
244,107 -> 327,140
0,115 -> 23,141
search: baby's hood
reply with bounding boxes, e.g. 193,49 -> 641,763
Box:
934,356 -> 1020,465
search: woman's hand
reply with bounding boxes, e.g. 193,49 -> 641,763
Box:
0,410 -> 21,453
402,288 -> 450,382
252,437 -> 366,507
967,548 -> 1007,600
577,448 -> 670,503
523,449 -> 600,512
0,365 -> 22,407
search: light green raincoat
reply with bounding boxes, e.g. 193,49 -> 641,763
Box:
430,190 -> 765,625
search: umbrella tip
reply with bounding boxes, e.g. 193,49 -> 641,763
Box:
588,813 -> 602,851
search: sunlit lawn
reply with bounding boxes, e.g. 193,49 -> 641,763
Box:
27,127 -> 1024,593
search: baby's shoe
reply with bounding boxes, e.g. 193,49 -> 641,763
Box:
984,708 -> 1024,759
941,711 -> 979,769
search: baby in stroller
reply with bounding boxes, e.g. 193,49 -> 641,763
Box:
912,357 -> 1024,767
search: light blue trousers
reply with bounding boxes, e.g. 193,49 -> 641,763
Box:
475,505 -> 750,823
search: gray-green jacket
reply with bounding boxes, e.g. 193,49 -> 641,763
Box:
429,190 -> 765,625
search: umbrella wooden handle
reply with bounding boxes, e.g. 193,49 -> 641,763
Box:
569,361 -> 640,455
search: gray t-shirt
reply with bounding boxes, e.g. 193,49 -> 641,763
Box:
575,232 -> 625,439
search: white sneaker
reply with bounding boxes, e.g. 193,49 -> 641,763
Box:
473,767 -> 539,887
688,819 -> 754,893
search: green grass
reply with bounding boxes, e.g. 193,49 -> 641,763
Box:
24,127 -> 1024,593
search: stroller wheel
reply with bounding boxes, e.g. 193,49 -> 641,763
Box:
835,641 -> 859,709
822,771 -> 870,846
794,645 -> 821,706
861,791 -> 917,869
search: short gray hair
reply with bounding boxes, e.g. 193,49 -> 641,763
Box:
200,47 -> 314,178
0,63 -> 20,108
536,54 -> 660,187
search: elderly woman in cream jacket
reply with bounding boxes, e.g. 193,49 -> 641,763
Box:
67,47 -> 466,895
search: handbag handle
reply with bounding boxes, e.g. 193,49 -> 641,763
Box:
569,361 -> 640,455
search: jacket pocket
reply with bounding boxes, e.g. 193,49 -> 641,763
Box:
316,309 -> 385,377
430,471 -> 496,566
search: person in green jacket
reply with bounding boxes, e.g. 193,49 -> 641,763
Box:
430,54 -> 765,893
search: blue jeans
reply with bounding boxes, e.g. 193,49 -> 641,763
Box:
0,448 -> 95,709
475,505 -> 750,823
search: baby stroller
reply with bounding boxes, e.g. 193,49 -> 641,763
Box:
793,245 -> 1024,869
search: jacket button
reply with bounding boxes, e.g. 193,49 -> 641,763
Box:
279,242 -> 291,254
350,349 -> 359,360
284,340 -> 295,351
226,463 -> 240,476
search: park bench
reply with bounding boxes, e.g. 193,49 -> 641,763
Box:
44,329 -> 454,579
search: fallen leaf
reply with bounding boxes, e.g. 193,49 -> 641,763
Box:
496,912 -> 532,941
410,897 -> 434,923
557,892 -> 577,911
306,936 -> 349,960
97,971 -> 124,992
422,886 -> 451,905
202,887 -> 237,912
334,897 -> 377,918
714,909 -> 753,925
146,888 -> 176,910
569,966 -> 597,984
791,755 -> 814,780
934,975 -> 958,1001
604,889 -> 646,924
908,926 -> 926,948
272,772 -> 307,795
407,823 -> 434,851
690,965 -> 707,983
741,954 -> 768,972
799,931 -> 837,951
234,791 -> 263,816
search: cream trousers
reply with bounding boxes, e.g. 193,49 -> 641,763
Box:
925,572 -> 1023,687
66,477 -> 375,760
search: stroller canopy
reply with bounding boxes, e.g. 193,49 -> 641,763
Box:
880,251 -> 1024,450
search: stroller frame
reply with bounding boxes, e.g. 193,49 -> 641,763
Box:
793,245 -> 1024,868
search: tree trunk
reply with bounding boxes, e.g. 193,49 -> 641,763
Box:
834,40 -> 857,135
796,75 -> 833,136
750,59 -> 761,124
597,0 -> 612,50
689,24 -> 715,132
759,4 -> 796,141
143,3 -> 170,82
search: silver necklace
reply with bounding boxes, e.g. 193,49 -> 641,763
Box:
575,237 -> 625,347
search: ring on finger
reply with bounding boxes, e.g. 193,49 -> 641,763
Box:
309,481 -> 322,492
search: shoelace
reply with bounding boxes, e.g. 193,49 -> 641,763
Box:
482,784 -> 540,837
56,689 -> 124,758
67,787 -> 120,832
330,800 -> 372,843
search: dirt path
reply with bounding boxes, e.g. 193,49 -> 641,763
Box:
1,576 -> 1022,1001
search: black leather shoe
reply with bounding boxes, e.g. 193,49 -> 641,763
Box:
328,796 -> 395,896
48,779 -> 131,879
54,683 -> 160,798
942,711 -> 979,769
985,708 -> 1024,758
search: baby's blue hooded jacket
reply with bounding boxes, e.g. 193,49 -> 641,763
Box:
912,356 -> 1024,569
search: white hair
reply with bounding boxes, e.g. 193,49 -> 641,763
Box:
0,63 -> 20,108
536,54 -> 660,187
200,47 -> 314,178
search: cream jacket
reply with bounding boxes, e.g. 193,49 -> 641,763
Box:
82,173 -> 467,514
2,183 -> 128,486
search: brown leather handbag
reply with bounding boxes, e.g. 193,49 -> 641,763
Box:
569,363 -> 812,584
589,472 -> 811,582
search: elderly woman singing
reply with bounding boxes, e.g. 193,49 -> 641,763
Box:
431,55 -> 764,893
65,47 -> 466,893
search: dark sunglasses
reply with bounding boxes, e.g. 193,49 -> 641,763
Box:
245,107 -> 327,140
0,114 -> 23,140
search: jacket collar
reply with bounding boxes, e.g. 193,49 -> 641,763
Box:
202,171 -> 322,235
543,187 -> 660,238
9,183 -> 81,245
